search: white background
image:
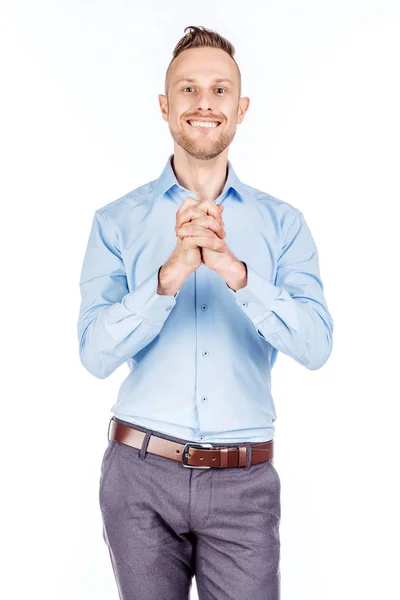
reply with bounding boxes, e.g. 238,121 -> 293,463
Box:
1,1 -> 399,598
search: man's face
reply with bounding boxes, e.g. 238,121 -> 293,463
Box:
159,47 -> 249,160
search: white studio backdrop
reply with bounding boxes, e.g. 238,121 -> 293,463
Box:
1,1 -> 399,599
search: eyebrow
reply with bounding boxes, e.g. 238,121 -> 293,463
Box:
174,78 -> 234,86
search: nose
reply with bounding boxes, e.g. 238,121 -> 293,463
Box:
195,89 -> 216,113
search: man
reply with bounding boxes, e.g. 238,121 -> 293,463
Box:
77,25 -> 333,600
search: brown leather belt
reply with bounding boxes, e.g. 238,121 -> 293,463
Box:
108,419 -> 274,469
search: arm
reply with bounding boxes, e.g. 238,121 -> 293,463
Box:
77,209 -> 183,379
225,209 -> 334,370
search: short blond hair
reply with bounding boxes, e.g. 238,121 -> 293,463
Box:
165,25 -> 241,97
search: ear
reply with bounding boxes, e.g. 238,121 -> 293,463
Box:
158,94 -> 168,122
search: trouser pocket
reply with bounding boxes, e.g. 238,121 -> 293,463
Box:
99,440 -> 118,509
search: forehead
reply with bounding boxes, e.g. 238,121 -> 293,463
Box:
169,47 -> 238,84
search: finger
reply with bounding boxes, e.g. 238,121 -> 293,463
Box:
175,208 -> 224,235
177,224 -> 226,243
177,224 -> 214,239
175,196 -> 201,223
175,206 -> 209,230
178,196 -> 224,223
195,198 -> 223,224
177,216 -> 225,238
176,211 -> 225,236
175,198 -> 224,234
181,234 -> 225,252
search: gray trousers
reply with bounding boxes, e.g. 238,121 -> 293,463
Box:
99,417 -> 281,599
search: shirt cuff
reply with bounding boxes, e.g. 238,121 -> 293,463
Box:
226,262 -> 279,325
123,267 -> 180,324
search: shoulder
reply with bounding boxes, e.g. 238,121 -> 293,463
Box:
95,178 -> 157,224
242,182 -> 303,231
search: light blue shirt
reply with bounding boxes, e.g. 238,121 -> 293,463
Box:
77,154 -> 334,443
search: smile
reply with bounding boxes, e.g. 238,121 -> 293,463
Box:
186,120 -> 221,128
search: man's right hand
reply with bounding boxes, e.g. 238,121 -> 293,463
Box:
173,196 -> 225,270
157,196 -> 224,295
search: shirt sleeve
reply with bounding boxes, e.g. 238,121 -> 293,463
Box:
226,208 -> 334,370
77,209 -> 180,379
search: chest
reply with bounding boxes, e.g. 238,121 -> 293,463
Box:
118,199 -> 280,291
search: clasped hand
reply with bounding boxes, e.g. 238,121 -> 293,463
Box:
175,196 -> 235,271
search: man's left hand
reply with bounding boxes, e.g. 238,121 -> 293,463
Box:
176,204 -> 247,291
176,204 -> 234,271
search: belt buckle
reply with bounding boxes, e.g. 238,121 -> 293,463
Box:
182,442 -> 213,468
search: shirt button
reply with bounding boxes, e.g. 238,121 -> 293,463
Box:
202,350 -> 209,357
166,306 -> 172,311
199,436 -> 205,440
241,301 -> 248,307
201,304 -> 208,311
201,396 -> 208,402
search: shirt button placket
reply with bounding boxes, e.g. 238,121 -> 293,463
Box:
195,265 -> 214,441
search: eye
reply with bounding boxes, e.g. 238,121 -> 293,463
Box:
182,87 -> 227,94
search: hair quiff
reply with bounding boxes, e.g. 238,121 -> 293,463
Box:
164,25 -> 241,97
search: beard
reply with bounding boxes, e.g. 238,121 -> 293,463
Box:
169,121 -> 236,160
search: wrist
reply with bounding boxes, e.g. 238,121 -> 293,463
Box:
222,259 -> 247,292
157,256 -> 194,295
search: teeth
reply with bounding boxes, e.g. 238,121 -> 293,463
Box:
188,120 -> 219,128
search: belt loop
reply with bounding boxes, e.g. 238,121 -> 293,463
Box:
107,417 -> 114,441
244,442 -> 252,471
139,430 -> 152,460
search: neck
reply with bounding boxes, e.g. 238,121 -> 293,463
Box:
171,147 -> 229,202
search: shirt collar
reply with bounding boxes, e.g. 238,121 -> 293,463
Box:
152,153 -> 248,203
